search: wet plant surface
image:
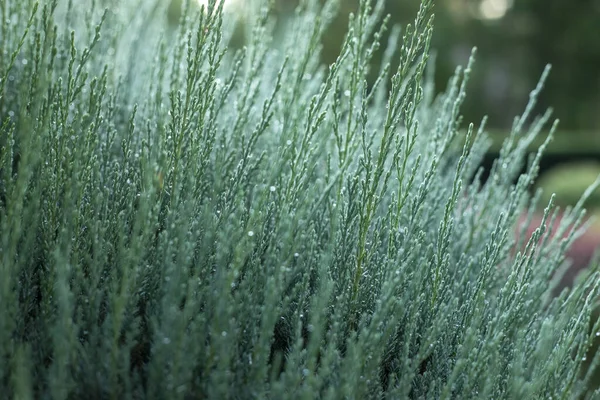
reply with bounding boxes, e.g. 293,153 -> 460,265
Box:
1,0 -> 600,398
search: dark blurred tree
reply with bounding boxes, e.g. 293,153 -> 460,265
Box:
316,0 -> 600,131
505,0 -> 600,130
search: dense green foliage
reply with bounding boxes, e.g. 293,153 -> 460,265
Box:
2,0 -> 600,398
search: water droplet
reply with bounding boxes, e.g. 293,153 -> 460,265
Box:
163,337 -> 171,344
221,331 -> 227,337
294,252 -> 299,257
21,59 -> 28,65
582,356 -> 587,361
247,231 -> 254,237
269,186 -> 276,192
302,368 -> 309,376
286,140 -> 292,146
344,90 -> 351,97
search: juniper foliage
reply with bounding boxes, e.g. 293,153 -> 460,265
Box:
1,0 -> 600,398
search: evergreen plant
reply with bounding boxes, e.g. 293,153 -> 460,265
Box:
1,0 -> 599,398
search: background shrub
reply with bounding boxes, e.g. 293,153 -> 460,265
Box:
536,161 -> 600,211
1,0 -> 600,398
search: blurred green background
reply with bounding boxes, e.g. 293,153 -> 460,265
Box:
332,0 -> 599,135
